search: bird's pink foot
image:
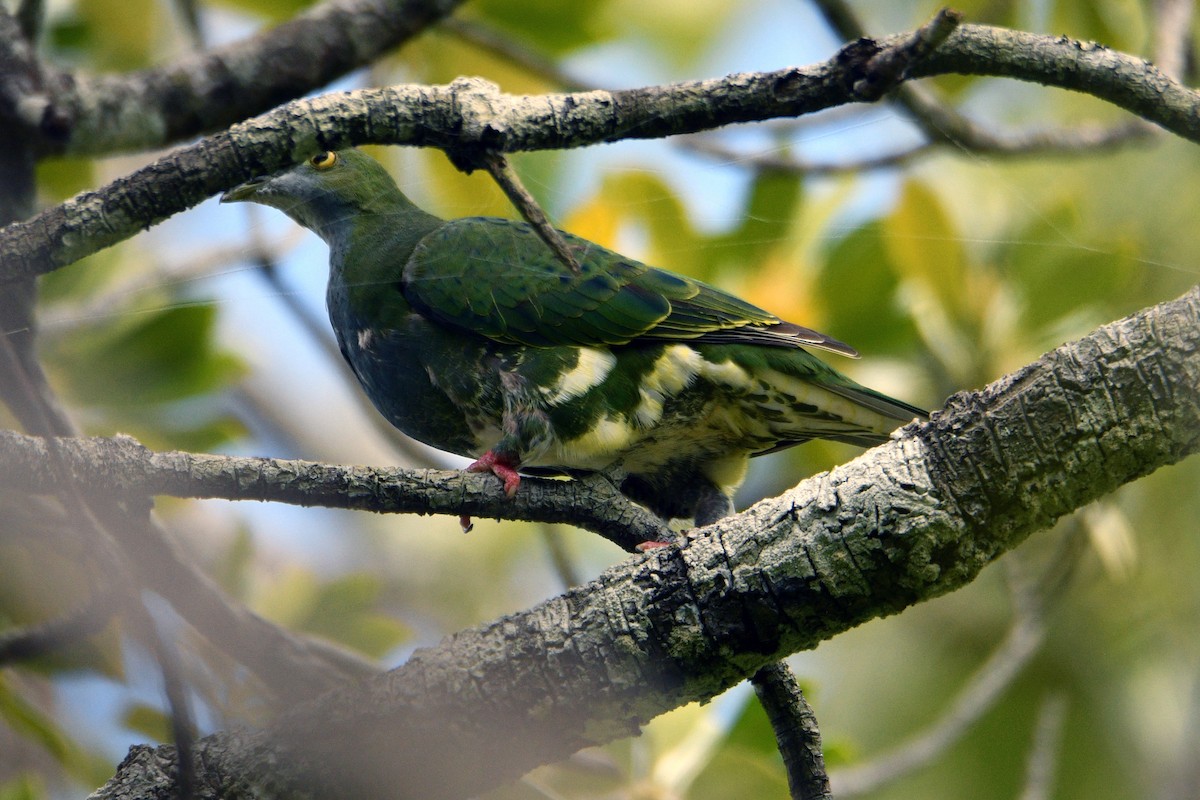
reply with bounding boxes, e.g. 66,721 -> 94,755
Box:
466,451 -> 522,497
635,540 -> 674,552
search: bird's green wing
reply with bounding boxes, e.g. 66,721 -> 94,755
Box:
403,217 -> 857,355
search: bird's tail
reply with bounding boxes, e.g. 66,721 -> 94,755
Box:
749,373 -> 927,455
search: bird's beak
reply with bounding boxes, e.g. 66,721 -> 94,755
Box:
220,178 -> 266,203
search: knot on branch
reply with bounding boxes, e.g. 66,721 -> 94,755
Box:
841,7 -> 964,102
109,432 -> 154,462
444,76 -> 509,173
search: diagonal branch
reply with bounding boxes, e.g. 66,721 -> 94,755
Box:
73,284 -> 1200,799
38,0 -> 468,155
477,151 -> 582,274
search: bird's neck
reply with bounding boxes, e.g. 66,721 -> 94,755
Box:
309,188 -> 440,251
327,202 -> 444,306
362,199 -> 442,252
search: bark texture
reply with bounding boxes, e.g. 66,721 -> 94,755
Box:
83,286 -> 1199,799
6,23 -> 1200,283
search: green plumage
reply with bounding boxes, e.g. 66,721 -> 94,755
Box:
222,149 -> 926,526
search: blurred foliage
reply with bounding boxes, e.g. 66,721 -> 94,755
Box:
0,676 -> 113,789
2,0 -> 1198,799
467,0 -> 613,56
0,775 -> 45,800
119,703 -> 172,744
253,568 -> 412,659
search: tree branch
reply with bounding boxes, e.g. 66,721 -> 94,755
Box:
6,22 -> 1200,283
0,432 -> 670,551
80,284 -> 1200,799
812,1 -> 1159,163
37,0 -> 467,155
751,662 -> 831,800
1017,692 -> 1068,800
477,151 -> 582,274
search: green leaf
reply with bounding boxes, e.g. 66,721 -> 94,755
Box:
0,675 -> 111,786
121,703 -> 172,744
818,221 -> 917,354
596,0 -> 740,67
37,248 -> 123,306
1050,0 -> 1147,52
209,0 -> 316,22
722,687 -> 789,756
256,570 -> 411,659
212,527 -> 256,599
883,180 -> 969,313
1000,203 -> 1138,331
467,0 -> 611,55
687,695 -> 787,800
304,575 -> 412,658
702,169 -> 804,279
73,0 -> 166,70
0,774 -> 45,800
46,15 -> 90,56
130,411 -> 249,453
35,157 -> 97,204
0,515 -> 124,678
687,747 -> 788,800
558,170 -> 706,292
602,171 -> 704,277
47,304 -> 244,408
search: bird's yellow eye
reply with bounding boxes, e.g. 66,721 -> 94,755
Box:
310,151 -> 338,170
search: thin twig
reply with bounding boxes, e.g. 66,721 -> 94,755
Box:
810,1 -> 1157,162
173,0 -> 204,49
1017,692 -> 1068,800
144,602 -> 198,800
681,135 -> 935,175
0,10 -> 52,132
539,525 -> 582,590
35,235 -> 300,335
10,24 -> 1200,280
751,662 -> 832,800
0,429 -> 672,552
481,151 -> 582,275
0,584 -> 120,664
897,83 -> 1156,153
809,0 -> 866,41
830,556 -> 1051,796
14,0 -> 43,41
851,8 -> 963,101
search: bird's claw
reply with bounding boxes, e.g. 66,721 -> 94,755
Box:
466,451 -> 521,497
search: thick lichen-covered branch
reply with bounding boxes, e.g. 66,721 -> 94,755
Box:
86,286 -> 1200,799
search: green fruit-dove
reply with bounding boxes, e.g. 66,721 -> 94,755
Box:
222,149 -> 925,527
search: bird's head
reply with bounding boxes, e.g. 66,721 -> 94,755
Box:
221,149 -> 408,239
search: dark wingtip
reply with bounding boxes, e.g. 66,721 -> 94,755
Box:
771,321 -> 860,358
